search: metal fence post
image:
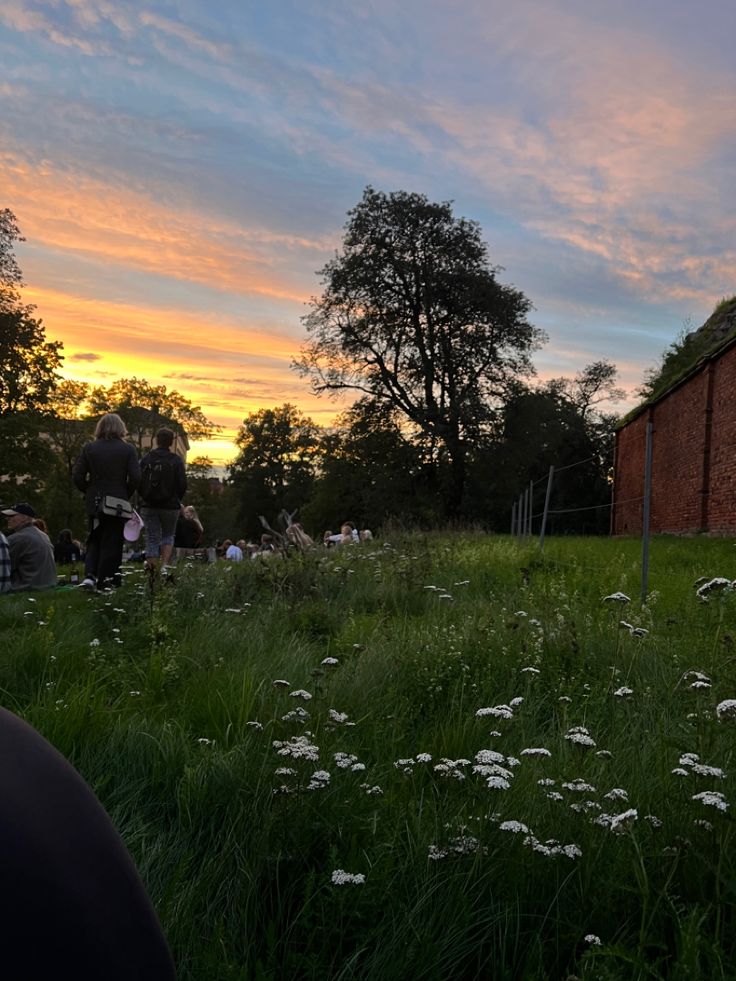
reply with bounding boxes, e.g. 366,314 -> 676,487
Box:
539,466 -> 554,550
511,501 -> 517,536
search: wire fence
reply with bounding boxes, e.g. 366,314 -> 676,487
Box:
509,422 -> 658,602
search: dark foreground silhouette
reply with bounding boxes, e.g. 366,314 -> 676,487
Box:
0,708 -> 176,979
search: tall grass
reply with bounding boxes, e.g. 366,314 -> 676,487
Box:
3,533 -> 736,979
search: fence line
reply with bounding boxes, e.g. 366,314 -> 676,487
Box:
509,435 -> 656,602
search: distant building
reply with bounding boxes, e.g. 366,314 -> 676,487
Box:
613,332 -> 736,535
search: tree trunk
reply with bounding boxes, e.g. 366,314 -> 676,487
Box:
444,441 -> 466,519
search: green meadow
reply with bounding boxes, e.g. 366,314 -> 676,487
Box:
3,534 -> 736,980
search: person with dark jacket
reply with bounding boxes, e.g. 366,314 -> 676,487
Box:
138,427 -> 187,571
0,707 -> 176,979
72,413 -> 140,590
54,528 -> 82,565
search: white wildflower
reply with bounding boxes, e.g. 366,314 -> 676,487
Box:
520,747 -> 552,758
289,689 -> 312,700
716,699 -> 736,721
273,735 -> 319,762
584,935 -> 602,946
692,791 -> 728,811
563,779 -> 597,793
307,770 -> 331,790
565,726 -> 596,748
499,820 -> 530,834
696,577 -> 734,599
331,869 -> 365,885
610,808 -> 638,833
603,788 -> 629,801
603,592 -> 631,604
613,687 -> 634,698
476,704 -> 514,719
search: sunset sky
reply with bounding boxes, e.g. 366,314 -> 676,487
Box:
2,0 -> 735,465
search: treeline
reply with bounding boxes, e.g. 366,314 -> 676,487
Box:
2,193 -> 629,544
228,388 -> 618,540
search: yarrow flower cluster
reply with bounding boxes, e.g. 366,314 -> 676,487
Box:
428,834 -> 485,861
331,869 -> 365,885
602,591 -> 631,604
692,790 -> 729,811
716,699 -> 736,721
434,758 -> 471,780
564,725 -> 596,748
609,808 -> 638,834
676,752 -> 726,779
473,749 -> 514,790
695,577 -> 735,600
476,704 -> 514,720
273,735 -> 319,762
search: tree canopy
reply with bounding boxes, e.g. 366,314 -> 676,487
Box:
295,187 -> 545,515
88,377 -> 220,450
229,403 -> 322,533
0,210 -> 63,416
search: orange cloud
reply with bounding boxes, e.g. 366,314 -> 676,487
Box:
0,151 -> 329,305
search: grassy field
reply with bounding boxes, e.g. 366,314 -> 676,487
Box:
2,533 -> 736,980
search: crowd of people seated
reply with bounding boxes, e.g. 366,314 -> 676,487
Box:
1,412 -> 375,595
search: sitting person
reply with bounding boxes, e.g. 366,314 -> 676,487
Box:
2,503 -> 57,592
174,505 -> 203,561
223,539 -> 243,562
286,522 -> 313,551
54,528 -> 83,565
324,522 -> 359,546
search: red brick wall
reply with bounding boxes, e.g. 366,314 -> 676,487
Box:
613,341 -> 736,535
707,345 -> 736,533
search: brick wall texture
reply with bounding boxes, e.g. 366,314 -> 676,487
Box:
613,339 -> 736,535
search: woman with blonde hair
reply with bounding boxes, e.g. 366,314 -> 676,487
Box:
72,413 -> 140,590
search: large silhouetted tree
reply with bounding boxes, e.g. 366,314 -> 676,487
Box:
295,187 -> 544,516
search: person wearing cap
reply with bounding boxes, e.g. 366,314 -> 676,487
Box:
2,503 -> 57,592
73,413 -> 140,591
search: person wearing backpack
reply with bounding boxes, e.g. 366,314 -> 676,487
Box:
138,428 -> 187,572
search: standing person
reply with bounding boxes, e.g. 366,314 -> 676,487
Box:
1,503 -> 57,592
173,505 -> 203,562
73,413 -> 140,591
138,428 -> 187,573
0,531 -> 11,594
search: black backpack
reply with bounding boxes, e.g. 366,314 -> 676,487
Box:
139,454 -> 178,505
